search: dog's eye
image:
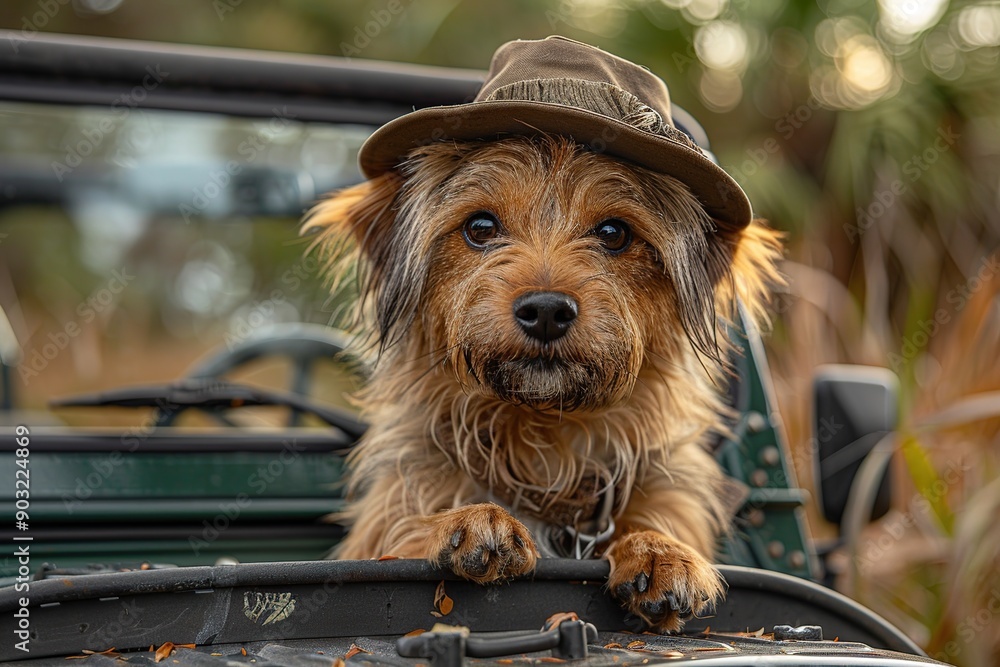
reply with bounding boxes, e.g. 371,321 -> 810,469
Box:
593,219 -> 632,254
463,212 -> 500,249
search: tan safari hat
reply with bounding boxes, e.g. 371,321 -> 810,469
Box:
358,35 -> 751,230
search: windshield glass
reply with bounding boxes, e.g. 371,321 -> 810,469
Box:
0,101 -> 370,426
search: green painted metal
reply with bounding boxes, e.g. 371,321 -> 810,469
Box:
0,448 -> 348,580
0,452 -> 346,504
715,321 -> 818,580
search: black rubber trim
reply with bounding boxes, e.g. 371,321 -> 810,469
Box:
0,560 -> 923,657
0,31 -> 484,124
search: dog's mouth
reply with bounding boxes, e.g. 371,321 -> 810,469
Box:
476,354 -> 622,412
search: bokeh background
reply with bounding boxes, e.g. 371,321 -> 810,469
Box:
1,1 -> 998,663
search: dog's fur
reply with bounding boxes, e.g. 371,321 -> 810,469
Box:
304,135 -> 781,631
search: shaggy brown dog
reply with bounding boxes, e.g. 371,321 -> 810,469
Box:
304,133 -> 781,632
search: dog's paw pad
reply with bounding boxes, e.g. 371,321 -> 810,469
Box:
607,531 -> 724,633
428,503 -> 538,584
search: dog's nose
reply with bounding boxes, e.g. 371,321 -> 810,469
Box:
513,291 -> 578,343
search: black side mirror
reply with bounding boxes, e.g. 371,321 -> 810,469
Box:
812,365 -> 898,527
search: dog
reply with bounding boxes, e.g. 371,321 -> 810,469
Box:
303,36 -> 781,632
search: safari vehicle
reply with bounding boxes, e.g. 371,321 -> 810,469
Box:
0,31 -> 942,666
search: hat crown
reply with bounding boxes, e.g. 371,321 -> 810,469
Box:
477,36 -> 675,129
356,35 -> 753,229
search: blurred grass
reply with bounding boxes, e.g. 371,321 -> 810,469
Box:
2,0 -> 999,662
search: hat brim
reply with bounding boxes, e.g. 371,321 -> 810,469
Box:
357,100 -> 751,231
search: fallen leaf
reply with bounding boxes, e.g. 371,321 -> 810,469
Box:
626,640 -> 646,649
604,643 -> 623,649
344,644 -> 370,659
153,643 -> 194,663
433,581 -> 454,616
538,658 -> 565,663
403,629 -> 426,637
377,555 -> 399,561
498,660 -> 514,664
154,643 -> 175,663
543,612 -> 578,630
241,648 -> 247,656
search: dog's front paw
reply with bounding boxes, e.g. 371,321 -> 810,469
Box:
606,531 -> 725,633
426,503 -> 538,584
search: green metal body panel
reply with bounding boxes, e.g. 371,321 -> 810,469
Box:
715,324 -> 817,579
0,446 -> 347,581
0,452 -> 345,506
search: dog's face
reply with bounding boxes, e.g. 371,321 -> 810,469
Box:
308,135 -> 778,413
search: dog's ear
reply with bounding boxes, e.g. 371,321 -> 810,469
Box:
302,173 -> 420,354
713,218 -> 785,329
673,218 -> 782,370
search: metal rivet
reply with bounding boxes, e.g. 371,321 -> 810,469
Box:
746,411 -> 768,433
760,446 -> 780,467
767,541 -> 785,559
747,509 -> 766,528
788,550 -> 806,569
751,469 -> 769,487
